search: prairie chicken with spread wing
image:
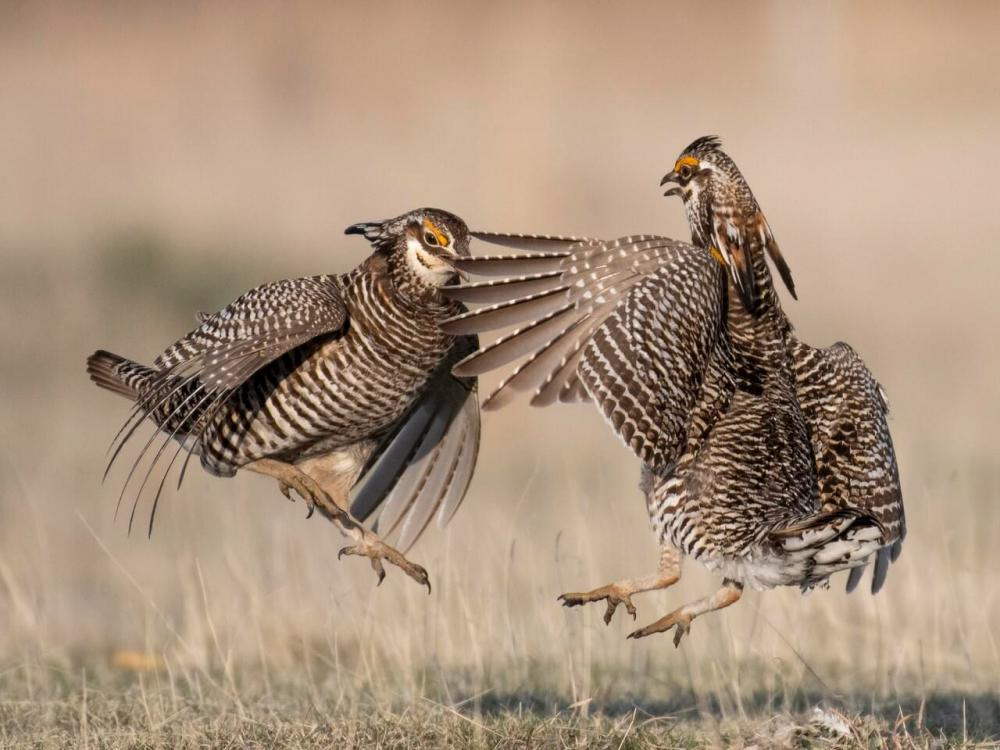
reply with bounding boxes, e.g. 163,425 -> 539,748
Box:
661,136 -> 904,594
87,208 -> 481,589
440,141 -> 902,644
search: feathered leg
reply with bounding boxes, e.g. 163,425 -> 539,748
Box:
627,578 -> 743,647
559,546 -> 682,625
244,458 -> 430,592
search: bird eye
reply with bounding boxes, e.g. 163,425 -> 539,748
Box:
423,231 -> 439,246
679,164 -> 693,180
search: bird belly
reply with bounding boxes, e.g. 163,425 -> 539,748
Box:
203,322 -> 446,473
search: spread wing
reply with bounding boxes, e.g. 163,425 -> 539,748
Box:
154,274 -> 348,387
348,336 -> 481,553
105,275 -> 350,527
792,339 -> 905,593
442,233 -> 727,469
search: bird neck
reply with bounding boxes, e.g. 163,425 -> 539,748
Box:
722,240 -> 794,379
385,251 -> 461,317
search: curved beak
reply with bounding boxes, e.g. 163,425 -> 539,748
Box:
660,171 -> 681,198
344,220 -> 386,242
430,247 -> 470,281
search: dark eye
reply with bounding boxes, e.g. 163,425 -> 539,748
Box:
679,164 -> 693,180
423,231 -> 439,246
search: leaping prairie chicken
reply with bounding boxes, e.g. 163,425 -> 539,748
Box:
87,208 -> 481,590
440,140 -> 903,645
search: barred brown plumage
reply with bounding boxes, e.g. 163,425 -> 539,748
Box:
664,136 -> 904,594
441,139 -> 903,645
86,207 -> 481,590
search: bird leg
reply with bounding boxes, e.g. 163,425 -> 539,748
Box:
627,578 -> 743,647
559,546 -> 682,625
243,458 -> 430,592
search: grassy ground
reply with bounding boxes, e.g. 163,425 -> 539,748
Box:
3,661 -> 998,748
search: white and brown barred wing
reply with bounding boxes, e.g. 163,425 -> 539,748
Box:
791,339 -> 905,592
441,234 -> 726,469
133,274 -> 351,460
155,274 -> 349,389
98,274 -> 351,534
113,274 -> 350,453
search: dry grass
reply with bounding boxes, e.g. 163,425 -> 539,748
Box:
2,3 -> 1000,747
2,661 -> 997,748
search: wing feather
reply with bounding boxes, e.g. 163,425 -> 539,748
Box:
348,338 -> 481,552
446,232 -> 727,467
791,339 -> 905,593
107,275 -> 350,530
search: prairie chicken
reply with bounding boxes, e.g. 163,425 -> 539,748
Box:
660,136 -> 904,593
440,142 -> 902,645
87,208 -> 481,590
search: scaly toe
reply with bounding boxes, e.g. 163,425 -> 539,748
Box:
559,586 -> 635,625
627,613 -> 691,643
340,541 -> 431,593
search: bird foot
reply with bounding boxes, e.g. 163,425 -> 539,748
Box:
339,532 -> 431,593
276,478 -> 315,518
558,583 -> 637,625
627,609 -> 692,647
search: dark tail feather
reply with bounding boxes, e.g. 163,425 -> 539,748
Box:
845,564 -> 865,593
87,350 -> 148,400
871,546 -> 892,595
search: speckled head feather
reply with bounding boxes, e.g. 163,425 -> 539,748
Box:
345,207 -> 471,258
682,135 -> 723,157
663,137 -> 796,314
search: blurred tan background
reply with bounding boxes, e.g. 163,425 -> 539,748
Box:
1,1 -> 998,708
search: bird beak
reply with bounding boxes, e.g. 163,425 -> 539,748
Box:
344,221 -> 385,241
660,171 -> 681,198
433,249 -> 470,281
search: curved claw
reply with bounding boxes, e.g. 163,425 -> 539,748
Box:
603,596 -> 637,625
338,542 -> 430,593
370,556 -> 386,586
558,586 -> 637,626
627,614 -> 692,647
305,502 -> 315,519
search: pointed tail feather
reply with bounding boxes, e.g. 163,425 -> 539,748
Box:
87,350 -> 156,400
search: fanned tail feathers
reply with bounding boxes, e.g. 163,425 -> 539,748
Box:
772,508 -> 894,595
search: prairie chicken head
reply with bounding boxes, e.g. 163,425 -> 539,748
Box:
661,135 -> 796,315
346,207 -> 471,288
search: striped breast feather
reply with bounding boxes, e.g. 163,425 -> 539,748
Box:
791,338 -> 905,594
349,336 -> 481,553
441,234 -> 726,444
